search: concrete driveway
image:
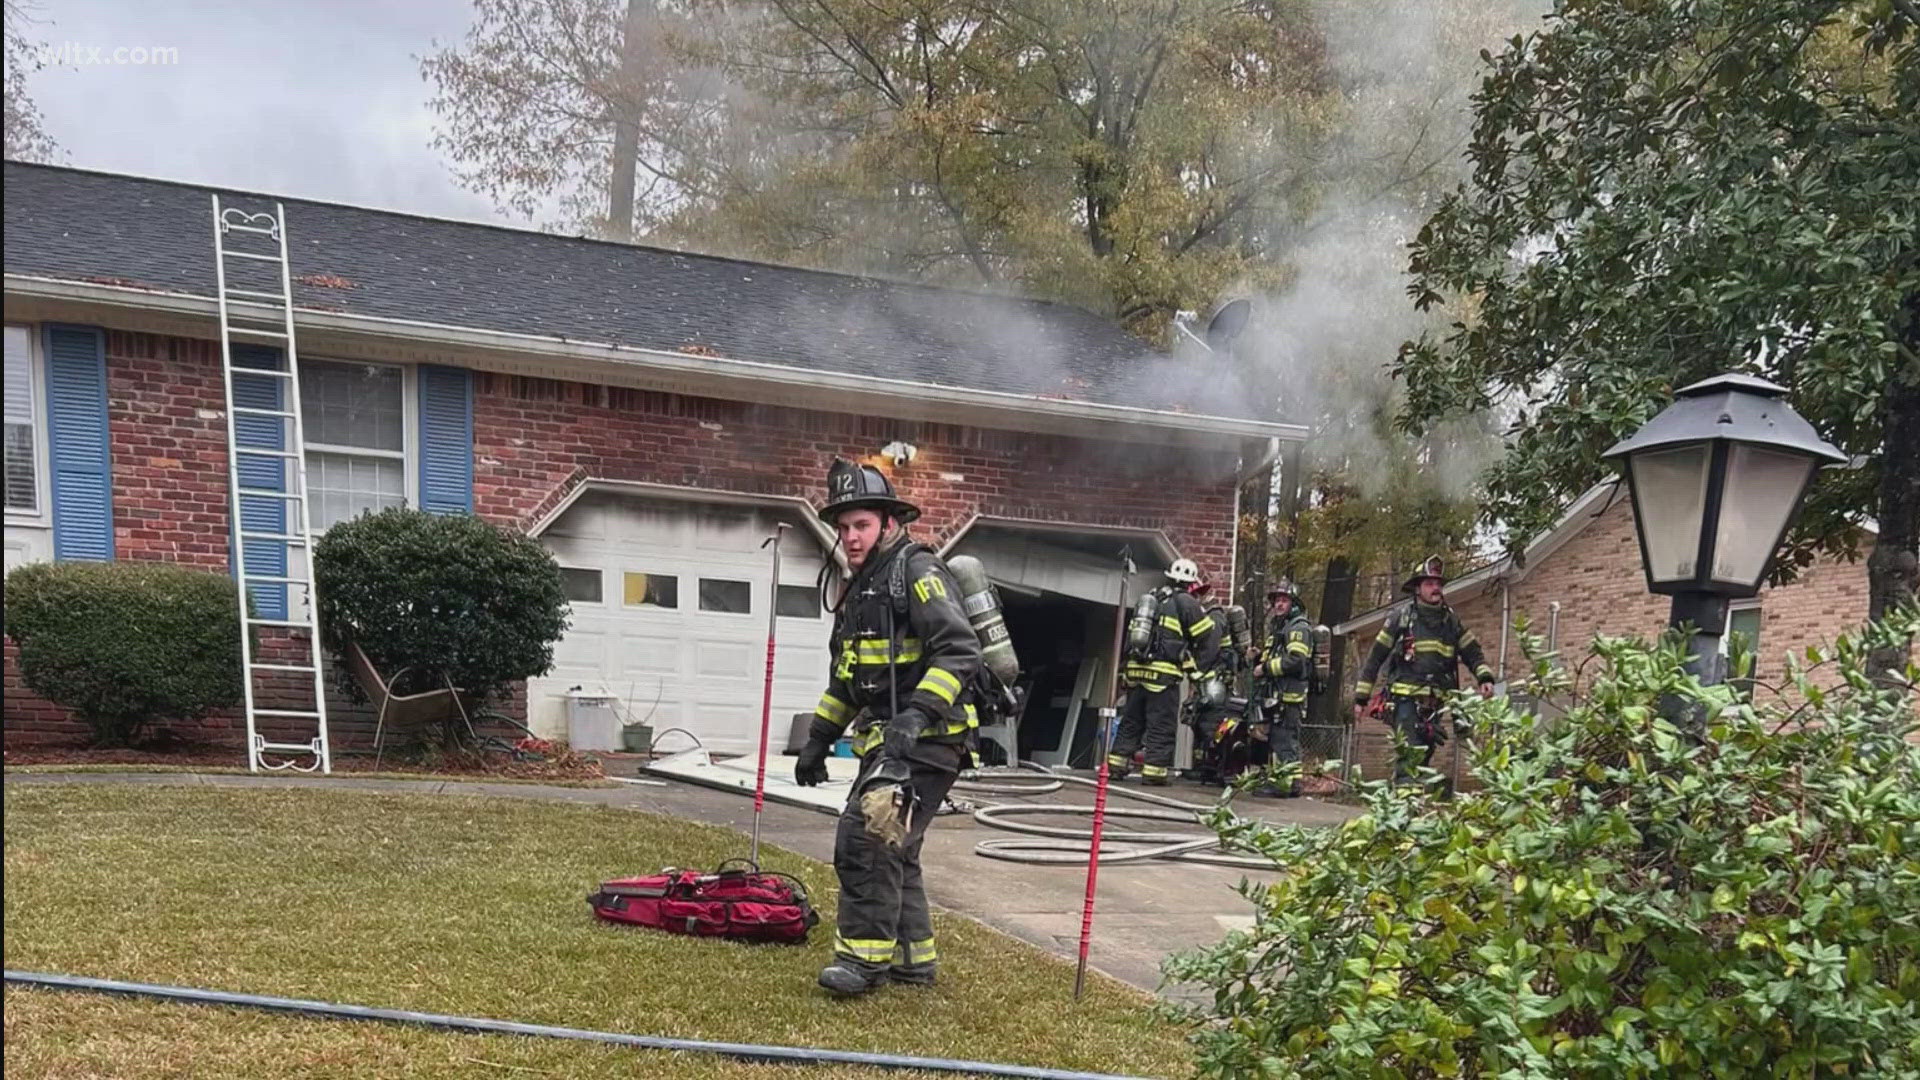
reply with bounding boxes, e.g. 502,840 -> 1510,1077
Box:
4,767 -> 1359,997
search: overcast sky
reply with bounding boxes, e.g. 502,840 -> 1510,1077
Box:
17,0 -> 526,227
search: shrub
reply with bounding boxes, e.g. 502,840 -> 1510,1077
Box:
4,561 -> 249,747
1168,611 -> 1920,1079
312,508 -> 570,704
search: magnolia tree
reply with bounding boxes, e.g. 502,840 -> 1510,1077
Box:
1169,611 -> 1920,1078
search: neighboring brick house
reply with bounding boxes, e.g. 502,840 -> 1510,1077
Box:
1332,480 -> 1882,786
3,162 -> 1300,761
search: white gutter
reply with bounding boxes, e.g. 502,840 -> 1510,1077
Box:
4,274 -> 1309,445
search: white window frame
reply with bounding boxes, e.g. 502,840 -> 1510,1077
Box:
298,356 -> 418,532
1719,599 -> 1763,657
4,322 -> 52,527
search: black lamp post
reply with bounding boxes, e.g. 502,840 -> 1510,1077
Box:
1602,374 -> 1846,692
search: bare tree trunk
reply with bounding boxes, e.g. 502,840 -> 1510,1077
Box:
1318,553 -> 1358,728
1866,294 -> 1920,684
606,0 -> 647,242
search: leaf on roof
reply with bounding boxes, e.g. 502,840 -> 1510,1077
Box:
295,273 -> 358,290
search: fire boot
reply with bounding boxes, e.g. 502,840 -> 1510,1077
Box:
818,963 -> 888,997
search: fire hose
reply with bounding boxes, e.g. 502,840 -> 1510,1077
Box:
953,764 -> 1274,871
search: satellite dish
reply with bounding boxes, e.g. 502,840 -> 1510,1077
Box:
1204,299 -> 1251,353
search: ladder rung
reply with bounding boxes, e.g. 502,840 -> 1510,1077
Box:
230,366 -> 293,378
238,532 -> 311,543
247,618 -> 316,627
241,575 -> 311,585
256,741 -> 324,753
234,447 -> 300,458
254,709 -> 322,718
232,407 -> 296,419
250,663 -> 318,672
228,327 -> 290,340
221,221 -> 280,236
225,287 -> 288,301
223,250 -> 284,262
237,487 -> 302,500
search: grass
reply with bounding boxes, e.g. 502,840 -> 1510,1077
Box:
3,784 -> 1194,1079
1,764 -> 618,788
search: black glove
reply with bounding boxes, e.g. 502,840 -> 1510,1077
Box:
881,706 -> 928,763
794,717 -> 840,787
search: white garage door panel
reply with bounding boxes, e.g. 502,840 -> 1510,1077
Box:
529,491 -> 833,755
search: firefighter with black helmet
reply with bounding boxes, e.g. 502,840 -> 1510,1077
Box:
1252,578 -> 1313,798
1352,556 -> 1496,784
1110,558 -> 1222,786
793,458 -> 982,996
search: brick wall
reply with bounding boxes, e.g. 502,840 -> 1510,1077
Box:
1340,493 -> 1883,787
6,329 -> 1243,749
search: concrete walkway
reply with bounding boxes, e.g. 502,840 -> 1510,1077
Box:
4,768 -> 1360,998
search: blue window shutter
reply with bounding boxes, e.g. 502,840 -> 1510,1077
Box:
418,365 -> 473,515
44,325 -> 113,561
229,345 -> 287,619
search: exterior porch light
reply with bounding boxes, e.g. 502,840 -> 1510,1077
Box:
1601,373 -> 1846,690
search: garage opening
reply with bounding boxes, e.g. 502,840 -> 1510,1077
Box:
944,522 -> 1173,769
528,487 -> 834,755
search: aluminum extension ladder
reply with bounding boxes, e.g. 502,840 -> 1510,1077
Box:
210,195 -> 332,774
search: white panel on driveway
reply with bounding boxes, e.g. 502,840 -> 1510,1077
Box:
529,491 -> 833,755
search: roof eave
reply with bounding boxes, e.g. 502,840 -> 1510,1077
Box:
4,273 -> 1306,447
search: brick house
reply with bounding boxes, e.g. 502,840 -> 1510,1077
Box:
1332,480 -> 1882,784
3,162 -> 1301,762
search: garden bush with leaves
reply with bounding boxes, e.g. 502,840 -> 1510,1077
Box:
312,508 -> 569,704
4,561 -> 249,747
1168,611 -> 1920,1078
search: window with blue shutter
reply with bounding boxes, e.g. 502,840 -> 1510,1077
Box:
231,345 -> 288,619
417,364 -> 473,515
43,324 -> 113,561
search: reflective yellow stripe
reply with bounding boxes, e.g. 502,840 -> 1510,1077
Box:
1476,666 -> 1497,682
853,726 -> 883,755
835,936 -> 896,963
854,638 -> 923,664
1375,631 -> 1393,647
1413,640 -> 1455,658
905,938 -> 937,964
1287,641 -> 1311,656
1390,682 -> 1440,697
917,667 -> 962,705
1159,615 -> 1184,631
1106,753 -> 1130,768
1188,616 -> 1215,635
815,694 -> 850,724
1460,632 -> 1479,649
1354,680 -> 1374,696
938,703 -> 979,735
1279,691 -> 1306,703
1141,764 -> 1168,778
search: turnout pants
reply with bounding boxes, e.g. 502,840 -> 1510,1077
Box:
1388,695 -> 1445,783
832,745 -> 961,980
1110,683 -> 1180,779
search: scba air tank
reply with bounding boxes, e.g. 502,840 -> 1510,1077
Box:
946,555 -> 1021,686
1224,605 -> 1253,653
1126,590 -> 1161,659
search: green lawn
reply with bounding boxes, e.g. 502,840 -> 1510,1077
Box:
2,784 -> 1193,1079
1,763 -> 618,788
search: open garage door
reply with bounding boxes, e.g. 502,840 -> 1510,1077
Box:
943,521 -> 1175,768
528,488 -> 833,756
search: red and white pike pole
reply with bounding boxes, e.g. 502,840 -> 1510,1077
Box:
750,523 -> 790,867
1075,548 -> 1134,1001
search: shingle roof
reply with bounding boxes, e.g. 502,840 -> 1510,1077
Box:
3,161 -> 1265,421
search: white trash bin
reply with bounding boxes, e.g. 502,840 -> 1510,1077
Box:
565,690 -> 621,752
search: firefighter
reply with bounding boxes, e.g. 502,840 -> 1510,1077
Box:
1110,558 -> 1221,786
793,459 -> 982,996
1251,578 -> 1313,798
1351,556 -> 1496,785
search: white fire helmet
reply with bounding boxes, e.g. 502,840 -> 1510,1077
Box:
1166,558 -> 1201,584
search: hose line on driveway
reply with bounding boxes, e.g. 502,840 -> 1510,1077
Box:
954,764 -> 1274,870
4,970 -> 1156,1080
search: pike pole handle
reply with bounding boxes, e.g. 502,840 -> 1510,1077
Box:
1074,706 -> 1117,1001
751,524 -> 789,865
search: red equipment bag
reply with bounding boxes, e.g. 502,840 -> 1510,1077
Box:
587,859 -> 819,944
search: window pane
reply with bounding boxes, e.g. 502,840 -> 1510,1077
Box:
307,450 -> 406,532
699,578 -> 751,614
301,360 -> 403,451
4,325 -> 31,424
4,423 -> 32,512
1628,445 -> 1710,583
623,572 -> 679,609
776,584 -> 817,618
560,568 -> 603,604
